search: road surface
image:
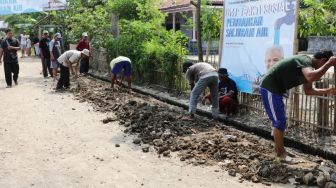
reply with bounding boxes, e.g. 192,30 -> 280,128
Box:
0,57 -> 285,188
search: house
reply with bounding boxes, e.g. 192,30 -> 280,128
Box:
160,0 -> 223,41
160,0 -> 223,54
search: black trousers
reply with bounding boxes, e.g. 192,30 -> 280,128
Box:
56,64 -> 70,89
41,57 -> 53,77
79,58 -> 89,73
3,61 -> 19,86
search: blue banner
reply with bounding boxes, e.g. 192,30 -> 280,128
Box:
0,0 -> 67,15
220,0 -> 298,94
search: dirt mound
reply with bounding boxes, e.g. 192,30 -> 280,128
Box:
72,76 -> 336,187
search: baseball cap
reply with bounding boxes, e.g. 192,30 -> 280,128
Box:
43,30 -> 49,34
81,49 -> 90,57
218,68 -> 229,77
82,32 -> 88,37
54,33 -> 62,39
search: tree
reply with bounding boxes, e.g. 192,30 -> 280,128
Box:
201,0 -> 221,62
298,0 -> 336,37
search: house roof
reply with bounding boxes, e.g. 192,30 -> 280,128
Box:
160,0 -> 223,12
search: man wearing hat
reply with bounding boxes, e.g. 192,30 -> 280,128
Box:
183,62 -> 219,120
203,68 -> 238,115
110,56 -> 132,89
49,33 -> 62,81
39,30 -> 53,78
77,32 -> 91,74
56,49 -> 90,90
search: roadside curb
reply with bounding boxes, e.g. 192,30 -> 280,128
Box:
88,72 -> 336,163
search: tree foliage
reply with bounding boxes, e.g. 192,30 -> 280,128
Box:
201,0 -> 222,41
106,0 -> 188,89
299,0 -> 336,37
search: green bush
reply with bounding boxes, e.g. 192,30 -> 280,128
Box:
105,0 -> 189,90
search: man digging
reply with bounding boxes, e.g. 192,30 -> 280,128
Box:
56,49 -> 90,90
110,56 -> 132,90
182,62 -> 219,121
259,50 -> 336,162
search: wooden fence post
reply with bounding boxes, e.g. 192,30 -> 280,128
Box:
316,80 -> 329,134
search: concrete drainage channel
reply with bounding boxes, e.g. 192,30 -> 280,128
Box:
88,73 -> 336,163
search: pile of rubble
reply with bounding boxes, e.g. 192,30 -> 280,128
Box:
72,77 -> 336,187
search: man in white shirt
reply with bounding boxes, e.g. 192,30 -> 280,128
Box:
110,56 -> 132,89
56,49 -> 89,90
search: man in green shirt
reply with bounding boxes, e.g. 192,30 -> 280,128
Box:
259,50 -> 336,161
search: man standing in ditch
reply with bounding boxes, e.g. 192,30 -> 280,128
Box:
0,29 -> 21,88
183,62 -> 219,120
259,50 -> 336,162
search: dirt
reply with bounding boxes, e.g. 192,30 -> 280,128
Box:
72,76 -> 336,187
3,57 -> 275,188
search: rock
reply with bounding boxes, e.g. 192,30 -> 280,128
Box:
224,135 -> 237,142
102,117 -> 116,124
142,147 -> 149,153
313,158 -> 323,164
72,108 -> 76,110
317,173 -> 327,188
260,165 -> 271,178
251,176 -> 260,183
239,154 -> 250,160
319,166 -> 334,174
303,172 -> 315,185
228,170 -> 236,177
128,100 -> 137,106
262,182 -> 272,186
330,173 -> 336,183
133,138 -> 141,145
153,139 -> 164,146
162,129 -> 172,138
289,178 -> 297,185
197,159 -> 207,164
115,144 -> 120,147
325,182 -> 336,188
162,150 -> 170,157
238,165 -> 249,173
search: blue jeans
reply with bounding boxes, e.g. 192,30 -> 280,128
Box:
189,73 -> 219,118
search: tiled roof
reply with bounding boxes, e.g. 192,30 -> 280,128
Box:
161,0 -> 191,9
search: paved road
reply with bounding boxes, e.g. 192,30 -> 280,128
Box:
0,57 -> 284,188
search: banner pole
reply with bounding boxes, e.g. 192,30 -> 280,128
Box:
290,0 -> 301,127
218,1 -> 225,68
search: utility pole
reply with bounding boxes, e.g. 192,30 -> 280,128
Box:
191,0 -> 203,62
